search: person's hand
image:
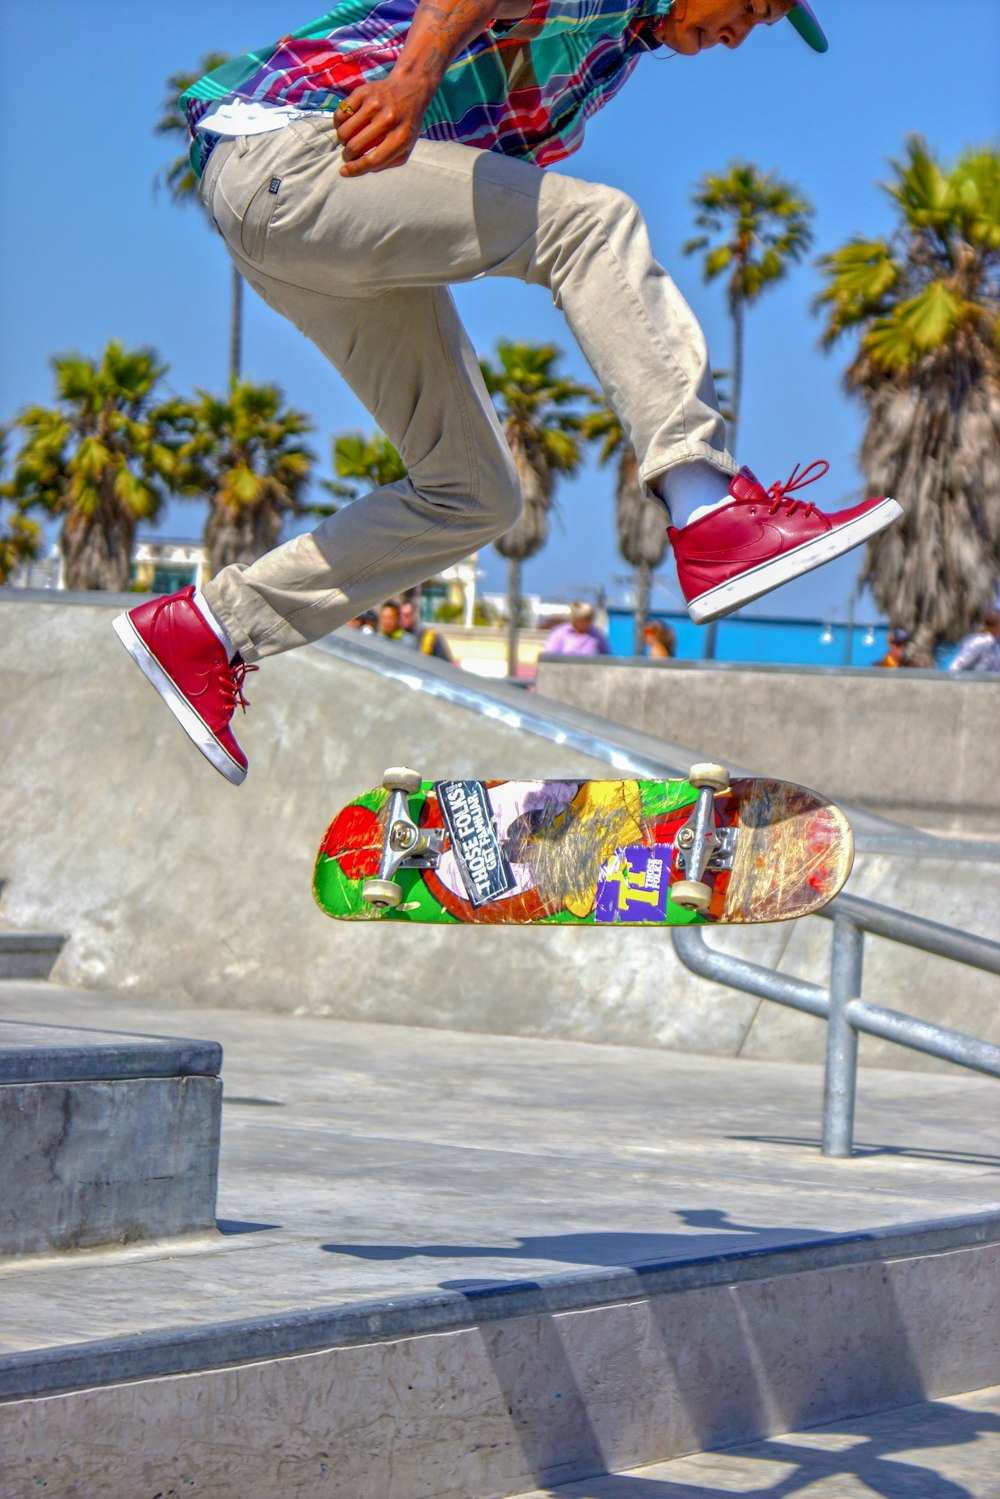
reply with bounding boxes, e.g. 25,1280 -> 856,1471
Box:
334,75 -> 434,177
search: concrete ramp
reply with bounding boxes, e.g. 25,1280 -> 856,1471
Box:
1,592 -> 998,1068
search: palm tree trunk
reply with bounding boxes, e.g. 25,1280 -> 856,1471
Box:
730,294 -> 745,459
634,562 -> 651,654
230,266 -> 243,384
701,296 -> 745,664
506,556 -> 522,678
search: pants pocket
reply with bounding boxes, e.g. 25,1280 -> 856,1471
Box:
240,175 -> 282,263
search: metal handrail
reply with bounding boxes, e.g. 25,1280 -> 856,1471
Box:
819,890 -> 1000,973
672,891 -> 1000,1157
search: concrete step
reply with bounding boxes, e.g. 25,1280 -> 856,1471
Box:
2,989 -> 998,1499
1,1215 -> 998,1497
0,1018 -> 222,1255
0,930 -> 66,981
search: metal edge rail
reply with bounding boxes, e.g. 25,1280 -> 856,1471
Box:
309,631 -> 1000,857
313,631 -> 682,779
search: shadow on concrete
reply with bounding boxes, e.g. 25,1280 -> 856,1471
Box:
523,1396 -> 1000,1496
321,1201 -> 985,1498
730,1133 -> 1000,1168
319,1209 -> 833,1282
216,1219 -> 281,1236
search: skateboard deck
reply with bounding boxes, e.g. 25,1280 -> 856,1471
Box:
313,769 -> 853,926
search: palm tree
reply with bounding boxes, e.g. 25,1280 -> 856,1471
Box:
328,432 -> 408,500
0,429 -> 42,585
684,162 -> 815,454
3,344 -> 187,590
583,404 -> 668,653
178,382 -> 317,576
156,57 -> 244,382
815,137 -> 1000,661
480,342 -> 595,675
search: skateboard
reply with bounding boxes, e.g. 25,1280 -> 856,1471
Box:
313,764 -> 853,926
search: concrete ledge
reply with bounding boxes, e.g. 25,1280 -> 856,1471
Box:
0,931 -> 66,980
535,656 -> 1000,833
1,1210 -> 997,1402
0,1021 -> 221,1256
3,1216 -> 998,1499
0,1020 -> 222,1083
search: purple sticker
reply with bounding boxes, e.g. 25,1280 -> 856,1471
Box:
596,845 -> 672,924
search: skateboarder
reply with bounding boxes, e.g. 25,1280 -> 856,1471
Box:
115,0 -> 901,784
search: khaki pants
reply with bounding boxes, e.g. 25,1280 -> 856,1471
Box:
199,117 -> 734,661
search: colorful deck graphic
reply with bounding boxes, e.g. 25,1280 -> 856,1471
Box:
314,777 -> 853,927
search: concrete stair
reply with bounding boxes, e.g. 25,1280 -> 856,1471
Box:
1,992 -> 998,1499
0,1017 -> 222,1256
2,1214 -> 997,1497
0,876 -> 66,981
0,929 -> 66,981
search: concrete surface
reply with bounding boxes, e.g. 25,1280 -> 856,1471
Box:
535,656 -> 1000,834
510,1385 -> 1000,1498
2,593 -> 999,1073
0,1018 -> 221,1255
1,983 -> 998,1498
0,1020 -> 220,1082
3,981 -> 998,1356
4,1250 -> 998,1499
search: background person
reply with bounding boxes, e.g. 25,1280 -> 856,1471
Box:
378,599 -> 418,646
544,602 -> 611,656
874,628 -> 915,669
949,608 -> 1000,673
400,597 -> 455,662
643,620 -> 677,659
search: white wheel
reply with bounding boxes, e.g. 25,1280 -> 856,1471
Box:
381,767 -> 422,794
687,762 -> 729,792
362,878 -> 403,911
672,879 -> 713,913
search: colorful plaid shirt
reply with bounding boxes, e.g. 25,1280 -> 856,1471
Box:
183,0 -> 673,176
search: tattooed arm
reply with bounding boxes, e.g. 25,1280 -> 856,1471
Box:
335,0 -> 508,176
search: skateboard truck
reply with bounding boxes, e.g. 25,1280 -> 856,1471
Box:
671,763 -> 732,914
363,768 -> 444,912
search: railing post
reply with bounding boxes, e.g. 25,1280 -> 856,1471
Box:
822,912 -> 864,1157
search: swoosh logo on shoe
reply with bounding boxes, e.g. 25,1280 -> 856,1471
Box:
682,520 -> 788,565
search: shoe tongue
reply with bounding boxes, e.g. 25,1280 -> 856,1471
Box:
730,466 -> 763,502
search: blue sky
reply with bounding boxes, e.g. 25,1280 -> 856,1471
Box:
1,0 -> 998,620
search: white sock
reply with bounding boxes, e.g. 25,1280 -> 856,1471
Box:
662,462 -> 734,530
193,588 -> 237,660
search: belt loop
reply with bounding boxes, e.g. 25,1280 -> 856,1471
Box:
237,135 -> 249,157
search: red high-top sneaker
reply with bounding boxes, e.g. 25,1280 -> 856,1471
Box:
112,587 -> 256,784
669,461 -> 901,624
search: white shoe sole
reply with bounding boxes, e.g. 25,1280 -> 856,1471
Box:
112,611 -> 247,785
687,498 -> 903,625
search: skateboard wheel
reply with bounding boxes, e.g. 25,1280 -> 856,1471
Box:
687,762 -> 729,792
381,767 -> 423,794
362,878 -> 403,911
671,879 -> 713,913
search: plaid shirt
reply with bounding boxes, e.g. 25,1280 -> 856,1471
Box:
183,0 -> 672,175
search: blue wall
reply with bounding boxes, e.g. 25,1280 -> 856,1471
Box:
606,609 -> 957,670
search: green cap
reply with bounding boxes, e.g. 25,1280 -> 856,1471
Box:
788,1 -> 828,53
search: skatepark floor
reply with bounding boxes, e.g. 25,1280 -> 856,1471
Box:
510,1384 -> 1000,1497
2,980 -> 998,1358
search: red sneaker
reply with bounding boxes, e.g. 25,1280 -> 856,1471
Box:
669,461 -> 902,624
112,587 -> 256,785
